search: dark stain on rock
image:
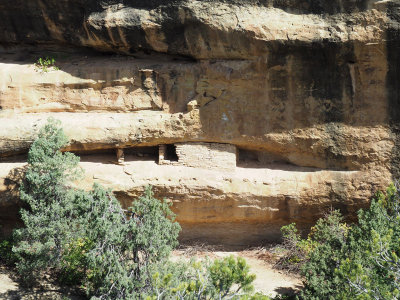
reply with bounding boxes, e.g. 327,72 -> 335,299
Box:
268,41 -> 357,126
266,0 -> 373,14
157,5 -> 188,56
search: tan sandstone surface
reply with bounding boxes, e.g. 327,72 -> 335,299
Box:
1,0 -> 400,244
0,153 -> 390,244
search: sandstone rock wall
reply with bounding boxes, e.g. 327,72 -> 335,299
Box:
0,0 -> 399,245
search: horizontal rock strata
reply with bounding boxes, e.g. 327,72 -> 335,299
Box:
0,157 -> 387,245
0,0 -> 400,245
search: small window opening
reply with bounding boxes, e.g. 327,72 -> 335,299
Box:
165,144 -> 179,162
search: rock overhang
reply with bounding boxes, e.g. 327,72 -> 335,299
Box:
0,0 -> 399,244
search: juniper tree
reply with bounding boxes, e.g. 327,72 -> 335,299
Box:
13,118 -> 181,299
13,118 -> 82,282
279,184 -> 400,300
336,184 -> 400,299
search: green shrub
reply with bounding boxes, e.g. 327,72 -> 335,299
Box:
280,184 -> 400,300
278,223 -> 313,272
0,236 -> 18,266
145,255 -> 262,299
83,185 -> 181,299
209,255 -> 256,298
35,57 -> 59,73
13,117 -> 82,283
12,118 -> 181,298
59,237 -> 94,285
335,184 -> 400,299
300,210 -> 349,300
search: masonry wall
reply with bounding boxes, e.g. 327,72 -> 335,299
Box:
175,142 -> 236,171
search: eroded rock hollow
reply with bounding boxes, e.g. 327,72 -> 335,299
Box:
1,0 -> 400,246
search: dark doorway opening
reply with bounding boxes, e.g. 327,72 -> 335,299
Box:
237,148 -> 259,165
165,144 -> 179,162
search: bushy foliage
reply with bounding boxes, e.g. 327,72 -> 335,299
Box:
35,57 -> 58,73
60,237 -> 93,285
0,236 -> 18,266
335,184 -> 400,299
280,184 -> 400,300
209,255 -> 255,297
12,118 -> 181,298
300,210 -> 349,300
84,185 -> 180,299
13,118 -> 82,282
145,256 -> 263,299
277,223 -> 316,272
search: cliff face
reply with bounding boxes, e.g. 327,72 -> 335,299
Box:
0,0 -> 399,245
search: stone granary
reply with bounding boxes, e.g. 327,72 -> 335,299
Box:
158,143 -> 237,171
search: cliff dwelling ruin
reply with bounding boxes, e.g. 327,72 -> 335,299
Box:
115,142 -> 292,171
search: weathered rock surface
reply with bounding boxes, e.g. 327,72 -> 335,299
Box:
0,157 -> 388,245
0,1 -> 398,59
0,0 -> 399,245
